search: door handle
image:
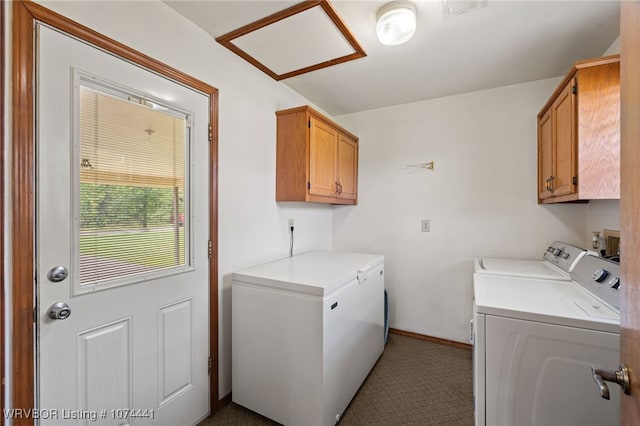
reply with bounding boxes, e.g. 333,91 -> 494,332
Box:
48,302 -> 71,320
591,364 -> 630,400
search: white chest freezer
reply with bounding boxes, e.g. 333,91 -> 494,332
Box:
232,251 -> 385,426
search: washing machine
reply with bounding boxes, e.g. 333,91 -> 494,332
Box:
474,241 -> 588,280
472,254 -> 620,426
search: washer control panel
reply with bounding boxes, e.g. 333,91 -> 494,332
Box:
542,241 -> 587,273
571,255 -> 621,312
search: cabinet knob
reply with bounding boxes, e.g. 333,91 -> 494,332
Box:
546,176 -> 555,193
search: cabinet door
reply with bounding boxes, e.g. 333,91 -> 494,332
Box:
336,133 -> 358,200
309,117 -> 338,197
552,81 -> 577,197
538,109 -> 553,200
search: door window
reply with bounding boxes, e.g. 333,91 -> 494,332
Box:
73,74 -> 192,292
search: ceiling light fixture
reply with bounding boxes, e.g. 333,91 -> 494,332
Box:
376,1 -> 417,46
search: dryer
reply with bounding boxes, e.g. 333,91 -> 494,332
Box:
474,241 -> 587,280
473,255 -> 620,426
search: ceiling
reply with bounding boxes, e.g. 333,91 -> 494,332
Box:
165,0 -> 620,116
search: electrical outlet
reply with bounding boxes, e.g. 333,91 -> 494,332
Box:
288,219 -> 295,228
421,219 -> 430,232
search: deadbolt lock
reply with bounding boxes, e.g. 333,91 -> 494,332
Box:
47,266 -> 69,283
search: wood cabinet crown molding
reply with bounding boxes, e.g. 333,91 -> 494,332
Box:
537,54 -> 620,204
539,55 -> 620,114
276,105 -> 358,139
276,105 -> 358,205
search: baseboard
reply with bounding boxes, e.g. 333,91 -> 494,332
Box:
210,331 -> 470,415
389,328 -> 472,350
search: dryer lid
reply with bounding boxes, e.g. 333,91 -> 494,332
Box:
475,258 -> 569,280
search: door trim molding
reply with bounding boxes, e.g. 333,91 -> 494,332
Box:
10,1 -> 220,421
1,2 -> 5,424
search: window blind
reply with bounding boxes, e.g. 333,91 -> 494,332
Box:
78,86 -> 189,285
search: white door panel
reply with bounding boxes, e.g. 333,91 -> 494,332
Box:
76,318 -> 133,423
157,298 -> 194,407
37,25 -> 209,425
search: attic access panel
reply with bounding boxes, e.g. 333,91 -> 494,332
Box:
216,0 -> 366,81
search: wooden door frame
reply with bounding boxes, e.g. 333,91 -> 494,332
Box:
620,1 -> 640,422
9,1 -> 221,423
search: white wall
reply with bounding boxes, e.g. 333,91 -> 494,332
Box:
5,0 -> 622,407
333,79 -> 588,343
586,205 -> 621,247
587,200 -> 620,245
30,0 -> 333,398
604,36 -> 621,56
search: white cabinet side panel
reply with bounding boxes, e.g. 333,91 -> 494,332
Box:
473,310 -> 486,426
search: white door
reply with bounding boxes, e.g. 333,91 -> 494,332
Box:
36,25 -> 210,426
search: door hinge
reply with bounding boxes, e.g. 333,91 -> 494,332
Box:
208,124 -> 213,142
308,119 -> 311,129
208,240 -> 213,258
572,176 -> 577,185
572,85 -> 577,95
33,307 -> 37,323
307,181 -> 311,190
208,356 -> 212,375
186,114 -> 193,128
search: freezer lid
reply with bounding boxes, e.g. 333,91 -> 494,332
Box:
232,251 -> 384,297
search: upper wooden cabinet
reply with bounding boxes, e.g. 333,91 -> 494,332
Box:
537,55 -> 620,204
276,106 -> 358,205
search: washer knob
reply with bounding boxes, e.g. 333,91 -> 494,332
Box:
609,277 -> 621,290
593,269 -> 609,283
